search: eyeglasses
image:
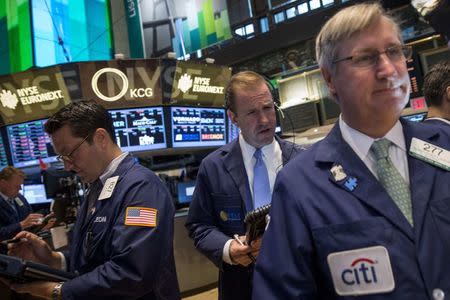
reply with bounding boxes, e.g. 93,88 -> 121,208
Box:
333,45 -> 413,68
56,133 -> 91,163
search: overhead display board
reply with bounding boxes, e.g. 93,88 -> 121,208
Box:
0,65 -> 72,126
170,61 -> 231,107
79,59 -> 163,109
109,106 -> 167,152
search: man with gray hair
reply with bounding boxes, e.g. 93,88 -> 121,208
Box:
254,3 -> 450,299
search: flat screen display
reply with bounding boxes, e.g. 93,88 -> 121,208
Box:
0,135 -> 8,170
6,119 -> 57,168
228,117 -> 240,143
23,183 -> 51,204
401,112 -> 428,122
171,106 -> 226,148
31,0 -> 112,67
177,181 -> 196,204
109,107 -> 167,152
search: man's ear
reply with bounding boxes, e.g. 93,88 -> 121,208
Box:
321,67 -> 337,97
92,128 -> 109,149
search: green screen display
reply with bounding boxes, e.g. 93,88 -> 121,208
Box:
172,0 -> 232,57
0,0 -> 33,76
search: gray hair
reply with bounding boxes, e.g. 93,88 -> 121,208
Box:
315,2 -> 402,72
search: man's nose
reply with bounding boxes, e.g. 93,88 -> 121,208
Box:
375,53 -> 398,79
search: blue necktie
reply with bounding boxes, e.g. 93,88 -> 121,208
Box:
253,148 -> 271,208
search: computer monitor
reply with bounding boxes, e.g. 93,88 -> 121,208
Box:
0,134 -> 8,170
227,117 -> 240,143
22,183 -> 51,205
109,107 -> 167,153
401,106 -> 428,123
177,181 -> 196,205
42,169 -> 75,199
420,47 -> 450,74
170,106 -> 226,148
6,119 -> 58,168
401,112 -> 428,122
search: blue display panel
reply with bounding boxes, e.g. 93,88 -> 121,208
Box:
109,107 -> 167,152
0,135 -> 8,170
401,112 -> 428,122
228,117 -> 240,143
177,181 -> 196,204
23,183 -> 51,205
6,119 -> 57,168
171,107 -> 226,148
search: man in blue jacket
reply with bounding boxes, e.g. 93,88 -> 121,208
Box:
8,100 -> 180,300
423,61 -> 450,126
186,71 -> 303,300
254,3 -> 450,299
0,166 -> 43,243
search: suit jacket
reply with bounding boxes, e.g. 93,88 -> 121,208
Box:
254,120 -> 450,299
186,136 -> 303,300
0,194 -> 32,241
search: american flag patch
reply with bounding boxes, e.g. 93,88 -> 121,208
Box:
124,207 -> 157,227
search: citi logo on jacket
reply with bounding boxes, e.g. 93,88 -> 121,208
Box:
327,246 -> 395,296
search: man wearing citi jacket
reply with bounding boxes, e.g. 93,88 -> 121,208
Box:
254,3 -> 450,300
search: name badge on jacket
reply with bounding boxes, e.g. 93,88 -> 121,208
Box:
409,138 -> 450,171
327,246 -> 395,296
98,176 -> 119,200
14,197 -> 24,206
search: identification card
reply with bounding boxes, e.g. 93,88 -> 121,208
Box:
327,246 -> 395,296
98,176 -> 119,200
14,197 -> 24,206
409,138 -> 450,171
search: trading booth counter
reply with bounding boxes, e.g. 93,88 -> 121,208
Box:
174,209 -> 218,293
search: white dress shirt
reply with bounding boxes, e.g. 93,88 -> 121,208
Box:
238,133 -> 283,201
339,117 -> 410,184
223,134 -> 282,265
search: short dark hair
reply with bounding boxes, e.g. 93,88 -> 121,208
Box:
0,166 -> 25,181
225,71 -> 268,114
44,100 -> 116,144
423,61 -> 450,107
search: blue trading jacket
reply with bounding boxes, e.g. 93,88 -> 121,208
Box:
254,120 -> 450,300
61,155 -> 180,300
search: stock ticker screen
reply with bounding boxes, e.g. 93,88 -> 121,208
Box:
171,106 -> 226,148
0,135 -> 8,169
6,119 -> 57,168
109,107 -> 167,152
